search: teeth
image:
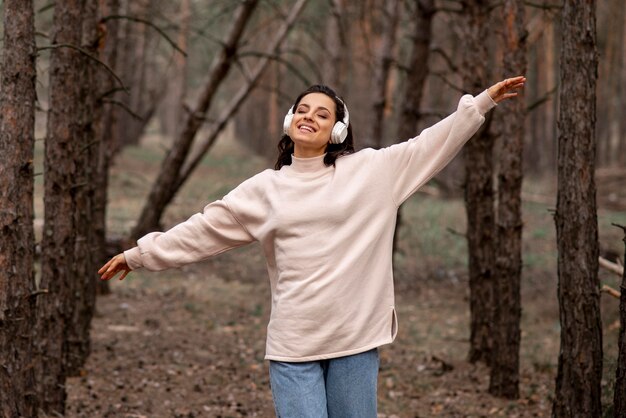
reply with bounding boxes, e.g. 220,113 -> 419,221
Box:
299,125 -> 314,133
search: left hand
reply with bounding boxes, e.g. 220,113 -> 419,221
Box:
487,76 -> 526,103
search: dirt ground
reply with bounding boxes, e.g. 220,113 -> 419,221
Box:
58,137 -> 625,417
65,261 -> 558,418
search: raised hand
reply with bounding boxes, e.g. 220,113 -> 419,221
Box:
487,76 -> 526,103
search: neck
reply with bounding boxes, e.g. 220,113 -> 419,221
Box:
293,144 -> 327,159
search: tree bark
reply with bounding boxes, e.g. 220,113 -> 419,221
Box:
552,1 -> 602,416
459,0 -> 496,365
615,225 -> 626,417
323,0 -> 347,92
65,0 -> 100,376
393,0 -> 435,255
396,0 -> 434,142
0,1 -> 38,416
368,0 -> 400,149
94,0 -> 122,296
36,0 -> 85,414
489,0 -> 526,399
131,0 -> 260,240
160,0 -> 190,138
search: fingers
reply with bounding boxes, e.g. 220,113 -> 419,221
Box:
99,254 -> 130,281
119,269 -> 130,281
98,257 -> 114,274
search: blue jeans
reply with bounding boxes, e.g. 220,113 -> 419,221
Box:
269,348 -> 379,418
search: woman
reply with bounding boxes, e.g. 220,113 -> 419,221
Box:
99,76 -> 525,417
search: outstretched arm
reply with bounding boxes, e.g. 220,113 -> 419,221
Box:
380,75 -> 525,205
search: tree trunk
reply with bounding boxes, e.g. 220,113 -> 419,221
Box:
36,0 -> 85,414
94,0 -> 122,296
552,2 -> 602,416
615,225 -> 626,417
459,0 -> 496,365
176,0 -> 309,188
489,0 -> 526,399
368,0 -> 400,149
115,0 -> 150,149
323,0 -> 347,92
65,0 -> 99,376
131,0 -> 259,240
0,1 -> 38,416
160,0 -> 190,138
393,0 -> 435,255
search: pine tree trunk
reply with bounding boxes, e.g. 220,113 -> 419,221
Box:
489,0 -> 526,399
36,0 -> 85,414
160,0 -> 190,138
65,0 -> 99,375
131,0 -> 259,239
369,0 -> 400,149
552,2 -> 602,416
322,0 -> 347,92
393,0 -> 435,255
459,0 -> 496,365
94,0 -> 121,296
615,225 -> 626,417
0,1 -> 38,416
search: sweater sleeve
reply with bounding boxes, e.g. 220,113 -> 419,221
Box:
379,90 -> 496,206
123,199 -> 255,271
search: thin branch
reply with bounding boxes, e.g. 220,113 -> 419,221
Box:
430,71 -> 465,93
600,256 -> 624,278
524,0 -> 563,10
37,43 -> 127,92
446,227 -> 466,238
37,2 -> 54,14
601,284 -> 621,299
236,51 -> 313,86
101,15 -> 187,56
431,47 -> 459,73
101,98 -> 143,121
527,85 -> 557,112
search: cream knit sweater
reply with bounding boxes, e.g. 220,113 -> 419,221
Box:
124,90 -> 496,362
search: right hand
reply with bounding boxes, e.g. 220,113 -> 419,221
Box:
99,253 -> 131,281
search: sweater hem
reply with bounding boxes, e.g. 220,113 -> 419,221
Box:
264,337 -> 395,363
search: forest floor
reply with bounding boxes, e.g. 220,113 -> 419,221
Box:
43,134 -> 626,418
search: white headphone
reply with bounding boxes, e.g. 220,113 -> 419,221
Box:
283,98 -> 350,144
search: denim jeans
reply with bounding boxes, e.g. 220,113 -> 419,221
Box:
269,348 -> 379,418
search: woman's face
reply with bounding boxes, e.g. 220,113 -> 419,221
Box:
289,92 -> 336,158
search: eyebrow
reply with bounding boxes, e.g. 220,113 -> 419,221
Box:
297,103 -> 332,113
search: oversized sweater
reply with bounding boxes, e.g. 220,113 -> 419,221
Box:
124,90 -> 496,362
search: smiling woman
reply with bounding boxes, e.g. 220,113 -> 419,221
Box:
288,93 -> 336,157
275,85 -> 355,169
99,77 -> 525,418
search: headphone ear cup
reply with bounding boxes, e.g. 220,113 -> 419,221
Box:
283,107 -> 294,136
331,122 -> 348,144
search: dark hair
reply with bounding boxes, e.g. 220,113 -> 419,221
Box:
275,85 -> 355,170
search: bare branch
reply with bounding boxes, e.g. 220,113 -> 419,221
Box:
430,71 -> 465,93
101,98 -> 143,121
430,47 -> 459,73
600,256 -> 624,278
601,284 -> 621,299
101,15 -> 187,56
237,51 -> 313,86
37,43 -> 127,92
524,0 -> 562,10
527,85 -> 557,112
